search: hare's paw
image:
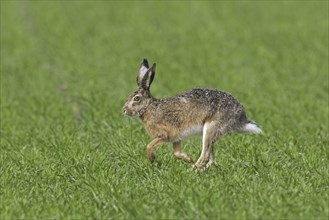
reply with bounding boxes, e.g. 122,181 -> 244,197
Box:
174,151 -> 194,163
187,163 -> 207,173
206,159 -> 214,169
187,165 -> 198,173
192,157 -> 215,171
147,152 -> 156,163
183,155 -> 194,163
173,142 -> 194,163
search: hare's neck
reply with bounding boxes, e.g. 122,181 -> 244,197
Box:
139,98 -> 158,121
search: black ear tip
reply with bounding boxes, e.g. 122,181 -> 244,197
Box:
148,63 -> 156,71
141,58 -> 149,68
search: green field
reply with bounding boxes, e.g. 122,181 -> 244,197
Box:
1,1 -> 328,219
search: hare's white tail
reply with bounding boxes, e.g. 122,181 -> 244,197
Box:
239,120 -> 262,134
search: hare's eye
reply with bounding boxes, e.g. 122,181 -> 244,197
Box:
133,96 -> 141,102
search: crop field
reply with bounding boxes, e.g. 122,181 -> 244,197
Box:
1,1 -> 328,219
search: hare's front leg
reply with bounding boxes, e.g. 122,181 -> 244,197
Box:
173,141 -> 193,163
146,138 -> 165,163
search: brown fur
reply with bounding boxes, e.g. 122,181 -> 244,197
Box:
123,59 -> 261,171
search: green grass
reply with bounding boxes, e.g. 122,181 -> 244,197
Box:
1,1 -> 328,219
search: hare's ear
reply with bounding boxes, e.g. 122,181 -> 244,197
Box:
136,58 -> 149,87
140,63 -> 156,90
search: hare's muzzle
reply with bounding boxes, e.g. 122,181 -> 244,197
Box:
123,107 -> 128,115
122,106 -> 131,116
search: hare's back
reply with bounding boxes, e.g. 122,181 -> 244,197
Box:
178,88 -> 242,111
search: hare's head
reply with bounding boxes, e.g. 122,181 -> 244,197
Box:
123,58 -> 156,117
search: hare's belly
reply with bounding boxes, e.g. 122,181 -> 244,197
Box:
177,125 -> 203,140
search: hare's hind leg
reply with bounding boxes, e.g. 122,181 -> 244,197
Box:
173,142 -> 194,163
194,122 -> 221,170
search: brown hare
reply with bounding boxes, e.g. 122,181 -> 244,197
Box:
123,58 -> 262,171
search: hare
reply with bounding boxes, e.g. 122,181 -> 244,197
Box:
123,58 -> 262,170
